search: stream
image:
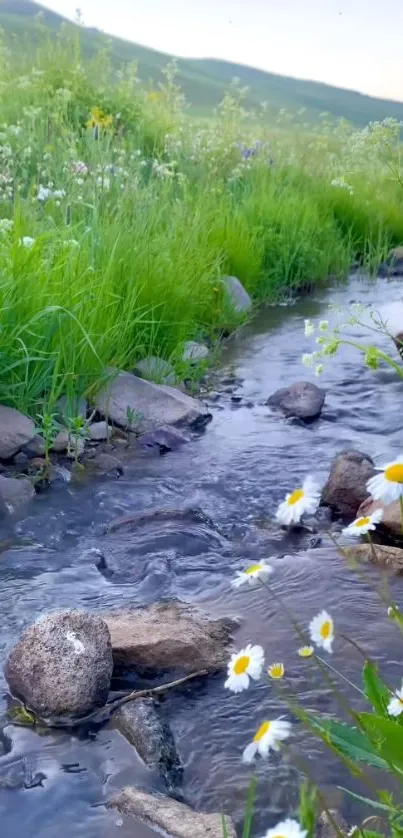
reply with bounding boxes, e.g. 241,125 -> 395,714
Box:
1,273 -> 403,837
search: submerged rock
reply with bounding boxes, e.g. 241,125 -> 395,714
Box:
182,341 -> 209,362
344,542 -> 403,572
267,380 -> 325,421
0,406 -> 35,460
114,698 -> 182,790
0,475 -> 35,511
139,426 -> 189,453
81,451 -> 124,477
109,787 -> 236,838
104,600 -> 234,673
5,610 -> 113,718
134,356 -> 176,384
222,275 -> 252,314
321,450 -> 375,520
94,371 -> 211,433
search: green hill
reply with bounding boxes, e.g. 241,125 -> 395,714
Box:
1,0 -> 403,126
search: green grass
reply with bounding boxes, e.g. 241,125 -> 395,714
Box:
2,0 -> 403,127
0,25 -> 402,418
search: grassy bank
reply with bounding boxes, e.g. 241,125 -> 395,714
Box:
1,28 -> 403,416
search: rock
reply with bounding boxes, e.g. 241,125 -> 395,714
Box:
88,421 -> 111,441
114,698 -> 182,790
321,450 -> 375,520
267,380 -> 325,421
222,275 -> 252,314
109,788 -> 236,838
318,810 -> 349,838
5,610 -> 113,718
66,437 -> 85,459
344,542 -> 403,571
0,475 -> 35,510
139,426 -> 189,453
0,406 -> 35,460
94,371 -> 211,433
51,430 -> 70,453
182,341 -> 209,363
356,497 -> 401,538
82,451 -> 124,477
13,451 -> 29,467
104,600 -> 234,673
21,434 -> 46,458
134,356 -> 176,384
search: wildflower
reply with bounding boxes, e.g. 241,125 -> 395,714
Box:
309,609 -> 334,653
262,819 -> 307,838
276,476 -> 321,526
365,347 -> 379,370
367,457 -> 403,504
87,106 -> 113,130
37,185 -> 52,201
342,509 -> 383,537
315,364 -> 324,376
387,681 -> 403,717
21,236 -> 35,248
224,644 -> 264,693
302,353 -> 315,367
319,320 -> 329,331
242,718 -> 291,763
232,562 -> 273,588
304,319 -> 315,337
268,662 -> 284,679
298,645 -> 314,658
0,218 -> 13,234
71,160 -> 88,176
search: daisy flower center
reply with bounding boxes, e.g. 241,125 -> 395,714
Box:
355,516 -> 370,528
245,564 -> 263,575
233,654 -> 250,675
269,663 -> 284,679
298,646 -> 314,657
253,721 -> 271,742
287,488 -> 304,506
385,464 -> 403,483
320,620 -> 332,639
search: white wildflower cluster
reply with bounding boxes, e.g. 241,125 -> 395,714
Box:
37,185 -> 66,202
0,218 -> 13,235
330,176 -> 354,195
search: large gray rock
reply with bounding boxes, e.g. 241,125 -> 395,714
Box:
267,380 -> 325,421
0,406 -> 35,460
114,698 -> 182,790
109,787 -> 236,838
0,475 -> 35,510
134,356 -> 176,384
222,275 -> 252,313
182,341 -> 209,362
321,450 -> 375,520
104,600 -> 234,672
94,371 -> 211,433
5,610 -> 113,718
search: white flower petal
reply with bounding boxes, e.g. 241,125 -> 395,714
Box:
263,818 -> 307,838
242,742 -> 258,763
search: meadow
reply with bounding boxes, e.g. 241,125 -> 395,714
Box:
0,25 -> 403,417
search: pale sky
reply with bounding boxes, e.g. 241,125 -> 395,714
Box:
38,0 -> 403,101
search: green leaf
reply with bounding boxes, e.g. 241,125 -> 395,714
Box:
338,787 -> 395,814
242,777 -> 256,838
310,716 -> 391,772
299,780 -> 317,838
221,813 -> 229,838
362,661 -> 390,716
357,712 -> 403,772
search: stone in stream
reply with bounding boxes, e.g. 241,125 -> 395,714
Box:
88,421 -> 111,441
109,787 -> 236,838
5,610 -> 113,718
114,698 -> 183,790
134,356 -> 176,384
0,475 -> 35,511
139,425 -> 189,453
318,810 -> 349,838
356,496 -> 402,539
267,380 -> 325,421
182,341 -> 209,362
0,405 -> 35,460
343,542 -> 403,572
94,370 -> 211,433
222,274 -> 252,314
321,450 -> 375,520
21,434 -> 46,458
104,600 -> 235,673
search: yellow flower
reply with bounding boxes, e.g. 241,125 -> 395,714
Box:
87,107 -> 113,130
147,90 -> 162,102
297,645 -> 314,658
268,662 -> 285,679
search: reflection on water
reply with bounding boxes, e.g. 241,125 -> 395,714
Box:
1,274 -> 403,836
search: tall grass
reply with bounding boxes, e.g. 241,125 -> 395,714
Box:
0,26 -> 402,416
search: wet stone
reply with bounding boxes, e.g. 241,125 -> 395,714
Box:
114,698 -> 182,790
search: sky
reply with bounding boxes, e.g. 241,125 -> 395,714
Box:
38,0 -> 403,102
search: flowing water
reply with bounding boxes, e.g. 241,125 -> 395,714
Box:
1,274 -> 403,837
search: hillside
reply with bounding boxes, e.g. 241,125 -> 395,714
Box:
1,0 -> 403,126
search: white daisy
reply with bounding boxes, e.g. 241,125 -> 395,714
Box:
387,681 -> 403,717
232,561 -> 273,588
367,457 -> 403,504
21,236 -> 35,248
267,662 -> 285,679
297,645 -> 314,658
276,476 -> 321,526
224,644 -> 265,693
242,717 -> 291,763
304,319 -> 315,337
342,509 -> 383,537
309,609 -> 334,653
262,819 -> 307,838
